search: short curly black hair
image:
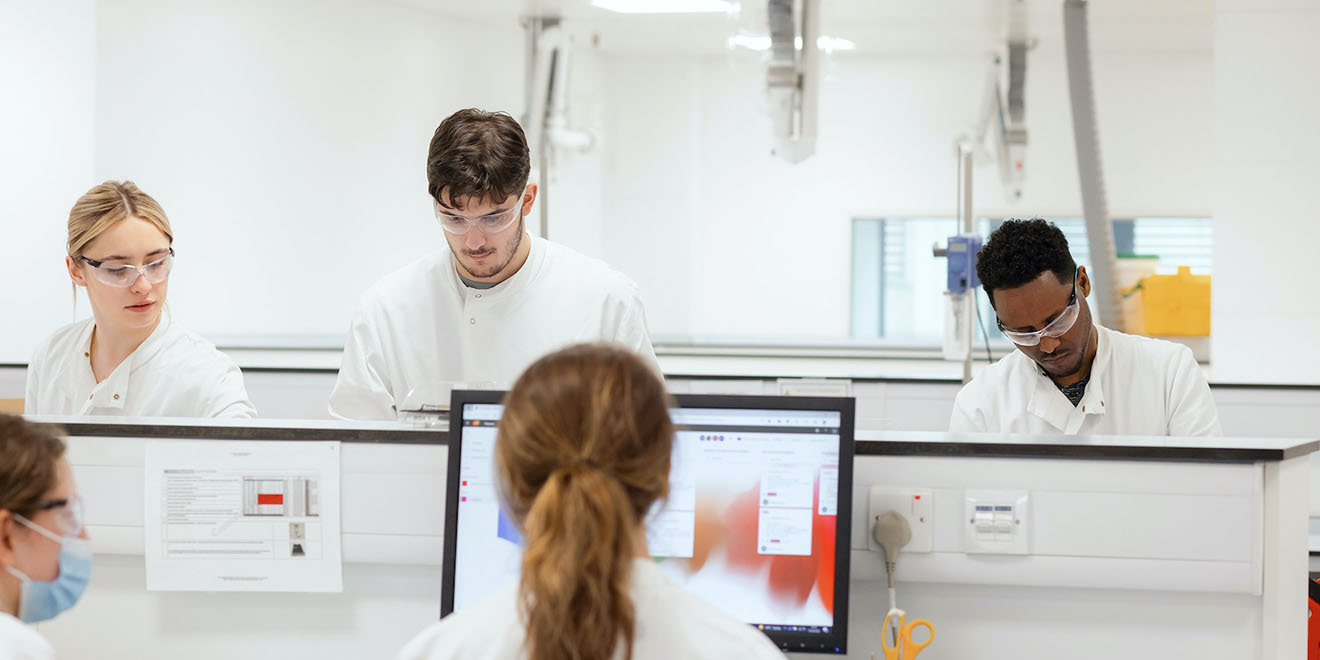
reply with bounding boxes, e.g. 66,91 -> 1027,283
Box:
977,219 -> 1077,305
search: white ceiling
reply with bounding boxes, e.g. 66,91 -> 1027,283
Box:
387,0 -> 1214,54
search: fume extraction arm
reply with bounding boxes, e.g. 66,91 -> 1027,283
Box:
765,0 -> 820,164
523,17 -> 595,240
1064,0 -> 1122,331
957,0 -> 1031,200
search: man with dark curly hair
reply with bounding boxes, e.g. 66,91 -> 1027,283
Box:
950,219 -> 1220,435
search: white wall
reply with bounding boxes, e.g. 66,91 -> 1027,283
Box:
0,0 -> 97,363
600,56 -> 702,341
92,0 -> 525,343
2,0 -> 612,363
602,37 -> 1213,341
1210,0 -> 1320,385
0,1 -> 1232,372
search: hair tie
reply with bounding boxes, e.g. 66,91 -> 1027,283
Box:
563,458 -> 599,473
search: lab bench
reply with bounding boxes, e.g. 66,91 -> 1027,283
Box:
27,416 -> 1314,660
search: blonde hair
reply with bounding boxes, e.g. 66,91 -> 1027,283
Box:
496,344 -> 674,660
67,180 -> 172,259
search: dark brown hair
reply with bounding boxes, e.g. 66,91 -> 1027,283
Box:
496,344 -> 674,660
426,108 -> 531,211
0,415 -> 67,519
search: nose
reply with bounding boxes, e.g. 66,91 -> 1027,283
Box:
129,270 -> 152,295
1038,335 -> 1061,353
464,228 -> 487,250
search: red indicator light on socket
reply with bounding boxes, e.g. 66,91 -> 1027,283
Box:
914,495 -> 921,500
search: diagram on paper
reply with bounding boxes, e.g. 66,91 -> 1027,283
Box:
162,471 -> 326,561
146,440 -> 343,592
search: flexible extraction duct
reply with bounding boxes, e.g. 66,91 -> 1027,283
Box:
1063,0 -> 1122,329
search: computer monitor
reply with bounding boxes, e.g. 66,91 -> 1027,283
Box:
442,391 -> 854,654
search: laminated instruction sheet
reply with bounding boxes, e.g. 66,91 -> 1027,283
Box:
144,440 -> 343,592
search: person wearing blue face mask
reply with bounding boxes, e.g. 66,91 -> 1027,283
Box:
0,415 -> 92,658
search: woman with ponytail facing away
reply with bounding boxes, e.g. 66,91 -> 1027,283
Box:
398,344 -> 786,660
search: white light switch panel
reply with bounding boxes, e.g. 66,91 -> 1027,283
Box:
963,489 -> 1030,555
868,486 -> 934,554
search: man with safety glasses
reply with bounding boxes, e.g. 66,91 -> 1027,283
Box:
329,109 -> 658,420
950,219 -> 1221,436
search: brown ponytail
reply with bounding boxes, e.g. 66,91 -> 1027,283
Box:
496,344 -> 674,660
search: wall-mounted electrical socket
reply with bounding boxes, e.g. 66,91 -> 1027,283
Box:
867,486 -> 934,554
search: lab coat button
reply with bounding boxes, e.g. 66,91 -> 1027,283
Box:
469,318 -> 476,325
88,394 -> 94,400
113,393 -> 120,400
475,293 -> 482,299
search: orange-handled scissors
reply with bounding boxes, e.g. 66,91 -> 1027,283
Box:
881,610 -> 934,660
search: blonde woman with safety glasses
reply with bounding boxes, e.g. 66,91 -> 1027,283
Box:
23,181 -> 256,418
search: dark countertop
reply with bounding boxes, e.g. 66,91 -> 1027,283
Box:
857,430 -> 1320,462
26,415 -> 446,445
29,416 -> 1317,462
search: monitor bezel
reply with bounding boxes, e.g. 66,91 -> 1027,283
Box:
441,390 -> 855,654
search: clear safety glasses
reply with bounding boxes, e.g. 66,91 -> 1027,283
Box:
80,248 -> 174,288
34,497 -> 84,537
433,194 -> 525,235
996,271 -> 1081,346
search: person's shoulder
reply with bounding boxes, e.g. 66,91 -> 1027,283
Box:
0,612 -> 55,659
32,318 -> 94,360
157,318 -> 238,370
396,587 -> 521,660
1101,326 -> 1195,364
359,251 -> 454,309
536,238 -> 639,296
634,564 -> 786,659
958,350 -> 1032,397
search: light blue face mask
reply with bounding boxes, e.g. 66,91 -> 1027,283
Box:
4,514 -> 93,623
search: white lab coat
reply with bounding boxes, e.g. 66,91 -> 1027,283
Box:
0,612 -> 55,660
329,236 -> 659,420
24,311 -> 256,418
950,325 -> 1222,436
396,559 -> 787,660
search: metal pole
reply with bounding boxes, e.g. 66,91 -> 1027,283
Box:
958,143 -> 975,384
539,129 -> 549,239
523,17 -> 558,240
959,144 -> 974,235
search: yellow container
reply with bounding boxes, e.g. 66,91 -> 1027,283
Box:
1139,266 -> 1211,336
1115,255 -> 1160,334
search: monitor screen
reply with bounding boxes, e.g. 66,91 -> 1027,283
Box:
441,392 -> 853,654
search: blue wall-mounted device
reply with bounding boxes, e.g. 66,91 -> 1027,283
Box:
946,234 -> 982,294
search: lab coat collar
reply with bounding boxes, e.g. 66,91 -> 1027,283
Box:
128,308 -> 175,366
54,320 -> 97,403
1026,324 -> 1112,433
449,234 -> 544,302
58,310 -> 176,412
